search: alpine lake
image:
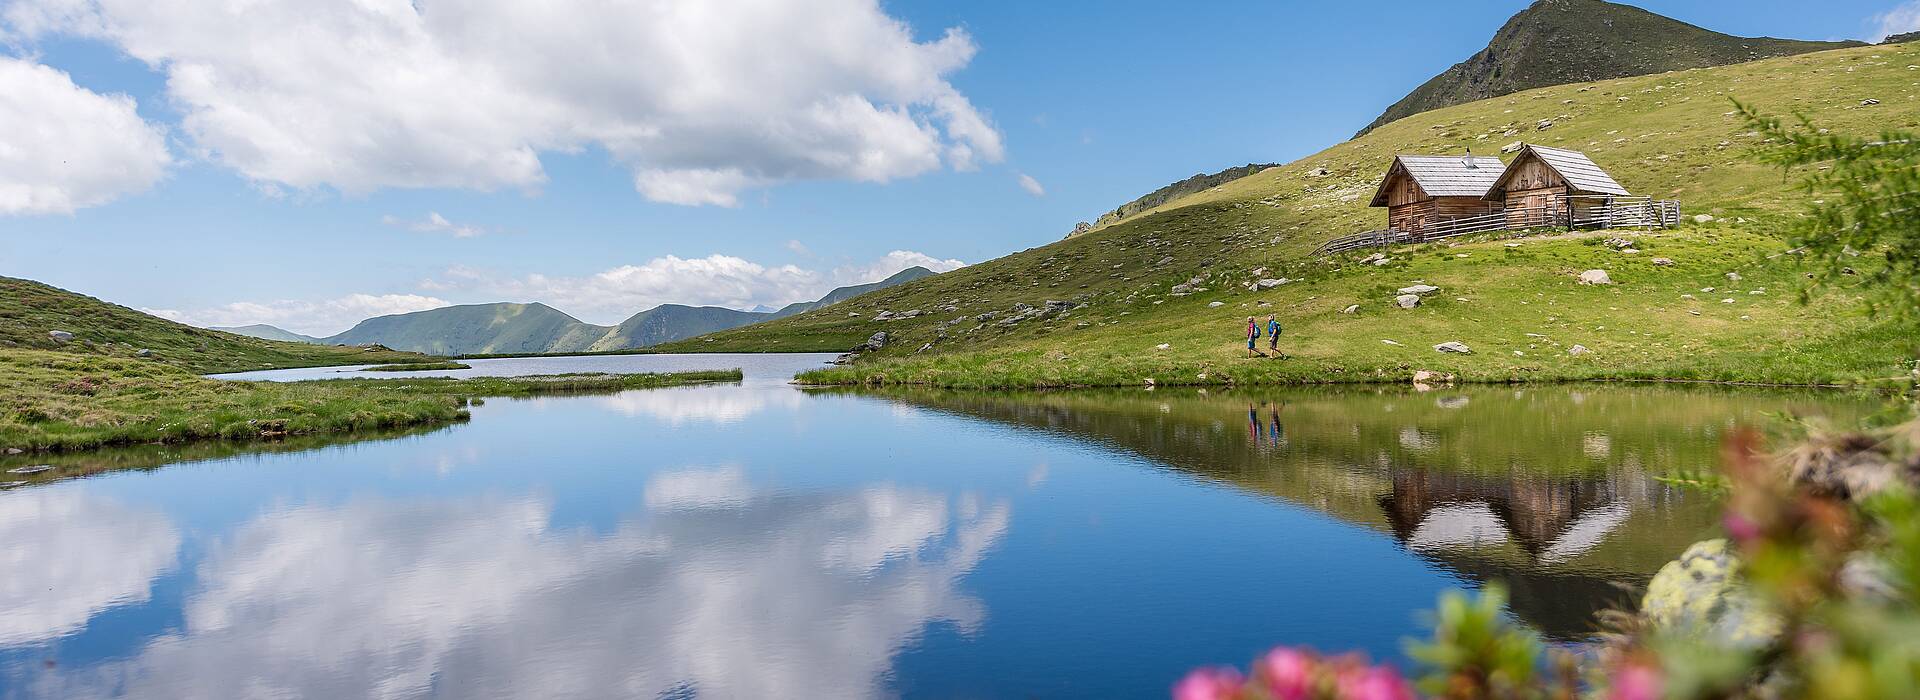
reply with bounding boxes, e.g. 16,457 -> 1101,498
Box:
0,353 -> 1879,698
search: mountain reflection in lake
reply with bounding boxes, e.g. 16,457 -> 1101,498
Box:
0,355 -> 1878,698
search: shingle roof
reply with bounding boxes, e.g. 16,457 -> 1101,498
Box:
1486,144 -> 1630,198
1369,154 -> 1506,206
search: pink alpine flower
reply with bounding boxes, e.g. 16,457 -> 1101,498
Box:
1334,664 -> 1417,700
1609,661 -> 1663,700
1259,647 -> 1316,700
1174,666 -> 1245,700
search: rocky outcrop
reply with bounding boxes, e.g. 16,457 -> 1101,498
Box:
1642,539 -> 1782,648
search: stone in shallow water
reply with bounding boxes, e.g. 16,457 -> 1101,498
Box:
7,465 -> 52,475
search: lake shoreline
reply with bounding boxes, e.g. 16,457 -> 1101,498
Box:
0,348 -> 743,460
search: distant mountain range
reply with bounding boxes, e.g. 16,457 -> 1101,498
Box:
209,324 -> 324,344
224,266 -> 938,355
1354,0 -> 1861,137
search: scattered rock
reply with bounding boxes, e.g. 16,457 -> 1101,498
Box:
855,332 -> 889,352
1306,167 -> 1331,177
1359,253 -> 1386,265
1501,140 -> 1524,154
1341,304 -> 1360,314
1155,343 -> 1170,351
1578,269 -> 1612,285
1536,119 -> 1554,130
1070,221 -> 1093,237
1142,378 -> 1156,387
136,348 -> 153,358
1569,344 -> 1591,356
1207,301 -> 1224,308
6,465 -> 51,475
0,481 -> 25,490
1642,539 -> 1781,649
1862,98 -> 1881,106
1371,257 -> 1392,267
1250,266 -> 1269,277
1381,339 -> 1403,346
48,330 -> 73,343
1434,341 -> 1472,354
1725,271 -> 1743,282
1693,213 -> 1716,224
1652,257 -> 1675,267
1156,256 -> 1174,267
1412,370 -> 1453,385
3,448 -> 20,455
915,343 -> 933,354
1397,284 -> 1440,296
1394,294 -> 1422,309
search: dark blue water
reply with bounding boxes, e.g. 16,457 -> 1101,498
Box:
0,355 -> 1875,698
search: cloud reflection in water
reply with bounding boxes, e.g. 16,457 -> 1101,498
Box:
26,472 -> 1007,699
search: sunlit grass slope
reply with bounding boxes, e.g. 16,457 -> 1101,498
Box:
658,43 -> 1920,387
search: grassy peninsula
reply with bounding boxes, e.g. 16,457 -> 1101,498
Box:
658,43 -> 1920,389
0,350 -> 740,454
0,276 -> 742,457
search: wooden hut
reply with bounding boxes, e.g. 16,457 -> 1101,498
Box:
1481,144 -> 1629,228
1368,152 -> 1506,236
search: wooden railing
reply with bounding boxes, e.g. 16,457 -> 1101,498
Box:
1312,195 -> 1681,257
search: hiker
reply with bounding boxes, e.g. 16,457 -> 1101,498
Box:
1266,315 -> 1284,359
1245,317 -> 1260,357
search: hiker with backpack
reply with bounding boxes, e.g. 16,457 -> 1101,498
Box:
1245,317 -> 1260,357
1267,314 -> 1284,359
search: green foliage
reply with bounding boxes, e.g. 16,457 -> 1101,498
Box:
1739,101 -> 1920,318
1406,586 -> 1551,698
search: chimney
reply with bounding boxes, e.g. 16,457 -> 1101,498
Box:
1463,148 -> 1477,169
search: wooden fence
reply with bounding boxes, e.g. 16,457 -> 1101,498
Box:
1311,195 -> 1680,257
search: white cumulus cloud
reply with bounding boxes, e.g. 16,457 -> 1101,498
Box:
3,0 -> 1004,206
832,250 -> 967,287
1875,2 -> 1920,40
0,55 -> 171,215
145,293 -> 450,337
1016,172 -> 1045,197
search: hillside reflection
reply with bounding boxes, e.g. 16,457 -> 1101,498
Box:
850,384 -> 1866,639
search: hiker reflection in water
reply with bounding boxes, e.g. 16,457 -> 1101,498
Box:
1269,407 -> 1286,447
1248,405 -> 1260,443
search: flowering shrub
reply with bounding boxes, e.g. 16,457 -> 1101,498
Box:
1177,412 -> 1920,700
1174,647 -> 1416,700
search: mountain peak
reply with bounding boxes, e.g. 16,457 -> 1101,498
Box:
1354,0 -> 1861,137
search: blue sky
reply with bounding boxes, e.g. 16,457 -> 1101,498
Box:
3,0 -> 1916,335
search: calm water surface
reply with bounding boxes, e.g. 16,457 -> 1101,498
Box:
0,354 -> 1879,698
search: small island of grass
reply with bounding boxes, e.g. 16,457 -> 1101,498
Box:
362,361 -> 473,372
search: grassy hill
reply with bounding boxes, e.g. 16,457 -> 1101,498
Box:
209,324 -> 324,343
587,304 -> 769,350
1356,0 -> 1859,137
0,276 -> 425,374
1070,164 -> 1279,236
326,302 -> 610,355
661,42 -> 1920,387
